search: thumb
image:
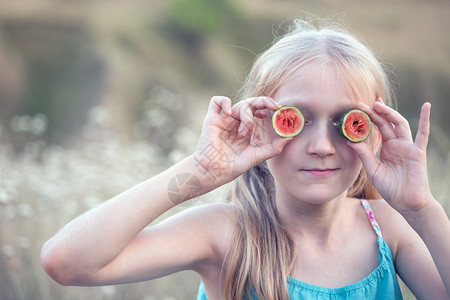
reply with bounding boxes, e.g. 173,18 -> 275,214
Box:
254,138 -> 293,164
347,141 -> 379,180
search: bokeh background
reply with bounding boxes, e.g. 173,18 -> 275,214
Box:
0,0 -> 449,299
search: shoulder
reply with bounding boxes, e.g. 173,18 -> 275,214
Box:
365,199 -> 412,258
366,199 -> 435,265
367,199 -> 449,298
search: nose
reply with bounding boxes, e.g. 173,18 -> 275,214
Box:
306,122 -> 336,157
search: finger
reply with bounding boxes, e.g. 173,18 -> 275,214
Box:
254,109 -> 268,118
246,96 -> 282,112
209,96 -> 232,116
372,100 -> 413,141
236,102 -> 254,136
232,97 -> 280,136
355,102 -> 397,142
347,139 -> 379,181
414,102 -> 431,150
251,137 -> 293,164
232,97 -> 281,118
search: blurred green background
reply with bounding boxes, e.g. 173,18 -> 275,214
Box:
0,0 -> 449,299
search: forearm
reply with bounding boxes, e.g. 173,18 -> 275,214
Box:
40,154 -> 211,283
403,198 -> 450,296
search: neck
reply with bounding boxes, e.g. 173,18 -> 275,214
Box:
275,188 -> 350,245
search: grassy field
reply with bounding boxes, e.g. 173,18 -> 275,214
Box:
0,0 -> 449,299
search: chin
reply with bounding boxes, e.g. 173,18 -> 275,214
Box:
290,188 -> 348,205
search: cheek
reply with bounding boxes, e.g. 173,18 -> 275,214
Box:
266,138 -> 295,177
266,155 -> 291,187
341,143 -> 361,163
266,138 -> 301,184
342,146 -> 363,178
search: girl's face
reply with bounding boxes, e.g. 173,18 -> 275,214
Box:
265,65 -> 365,204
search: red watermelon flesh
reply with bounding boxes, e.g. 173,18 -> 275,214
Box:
338,109 -> 372,142
272,106 -> 305,138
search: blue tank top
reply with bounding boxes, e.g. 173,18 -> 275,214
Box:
197,199 -> 403,299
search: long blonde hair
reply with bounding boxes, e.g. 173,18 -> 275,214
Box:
222,18 -> 395,299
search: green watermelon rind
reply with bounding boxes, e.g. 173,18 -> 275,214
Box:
272,106 -> 305,138
338,109 -> 372,142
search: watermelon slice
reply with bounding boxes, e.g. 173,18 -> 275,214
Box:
338,109 -> 372,142
272,106 -> 305,138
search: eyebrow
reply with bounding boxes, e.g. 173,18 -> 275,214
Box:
279,99 -> 355,115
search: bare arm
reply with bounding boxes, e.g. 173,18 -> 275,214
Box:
40,155 -> 212,285
399,198 -> 450,298
373,199 -> 449,299
40,96 -> 290,286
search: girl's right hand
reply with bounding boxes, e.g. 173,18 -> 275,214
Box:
193,96 -> 292,189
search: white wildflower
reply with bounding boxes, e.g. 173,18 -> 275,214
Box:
18,203 -> 34,218
2,245 -> 15,258
17,236 -> 31,250
10,115 -> 31,132
101,285 -> 116,297
89,105 -> 112,126
63,201 -> 79,218
30,114 -> 48,135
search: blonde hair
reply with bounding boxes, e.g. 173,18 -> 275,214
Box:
223,18 -> 395,299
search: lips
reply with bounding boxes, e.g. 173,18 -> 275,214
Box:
302,168 -> 338,177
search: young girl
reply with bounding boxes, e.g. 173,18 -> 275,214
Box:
41,19 -> 449,299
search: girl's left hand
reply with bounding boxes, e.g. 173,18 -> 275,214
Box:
349,97 -> 434,216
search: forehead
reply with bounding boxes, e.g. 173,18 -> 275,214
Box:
273,65 -> 356,112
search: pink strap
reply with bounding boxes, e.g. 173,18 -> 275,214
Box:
361,199 -> 382,237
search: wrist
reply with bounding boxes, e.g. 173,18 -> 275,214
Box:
183,153 -> 228,195
160,155 -> 206,207
189,145 -> 237,189
400,196 -> 445,232
394,189 -> 434,218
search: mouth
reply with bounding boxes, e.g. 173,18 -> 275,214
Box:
302,168 -> 339,177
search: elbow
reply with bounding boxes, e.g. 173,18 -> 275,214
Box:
40,240 -> 80,286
